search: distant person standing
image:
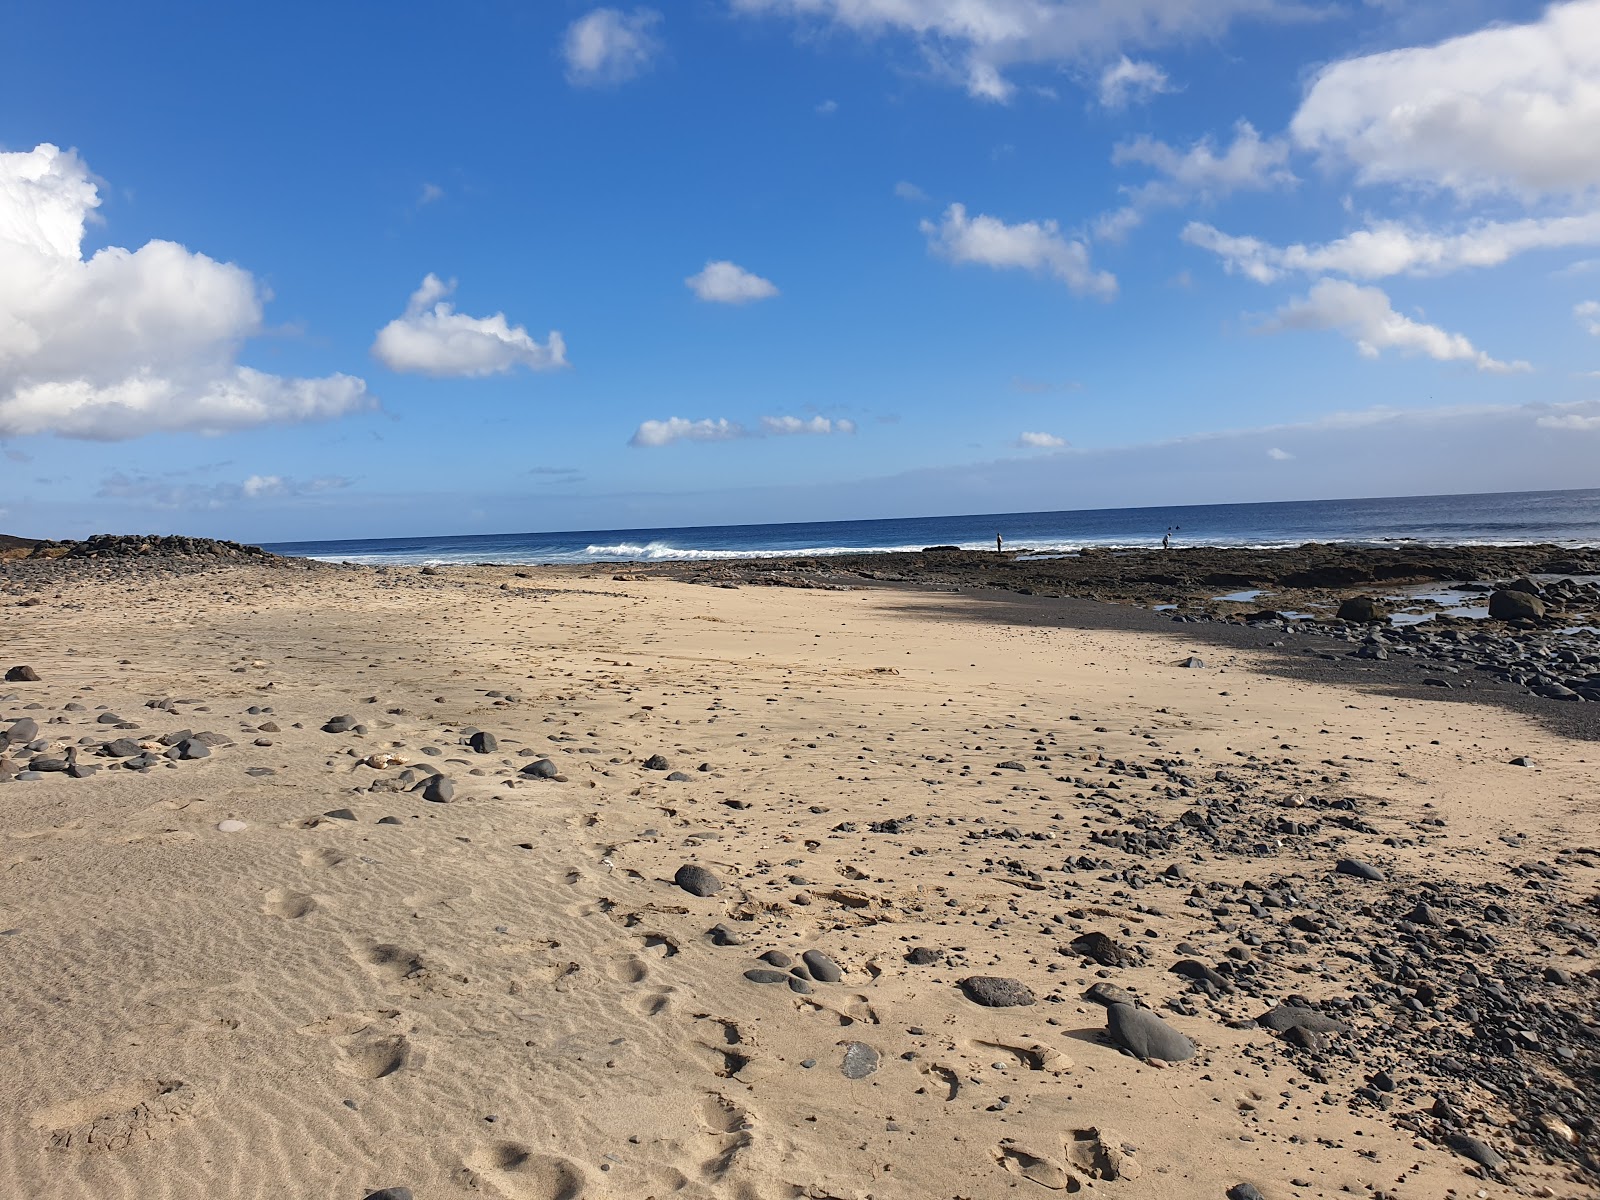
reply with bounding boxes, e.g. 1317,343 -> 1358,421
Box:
996,532 -> 1003,554
1162,530 -> 1171,551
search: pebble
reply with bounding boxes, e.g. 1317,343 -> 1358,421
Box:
840,1042 -> 879,1079
674,864 -> 724,897
802,949 -> 842,982
421,776 -> 455,803
4,666 -> 40,682
959,976 -> 1036,1007
744,969 -> 787,985
468,731 -> 497,753
1446,1133 -> 1506,1172
217,820 -> 247,833
1335,858 -> 1385,881
521,758 -> 559,779
1105,1003 -> 1196,1061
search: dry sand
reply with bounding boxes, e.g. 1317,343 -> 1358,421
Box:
1,564 -> 1596,1199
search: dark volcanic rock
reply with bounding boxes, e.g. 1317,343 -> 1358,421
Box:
1257,1004 -> 1348,1034
1489,589 -> 1545,621
521,758 -> 559,779
1083,982 -> 1138,1009
802,949 -> 843,983
2,717 -> 38,747
642,753 -> 670,771
5,666 -> 40,682
959,976 -> 1036,1007
420,776 -> 454,803
1336,596 -> 1386,623
674,863 -> 724,897
1335,858 -> 1385,882
1105,1003 -> 1196,1061
468,730 -> 497,753
1445,1133 -> 1506,1171
1070,931 -> 1140,967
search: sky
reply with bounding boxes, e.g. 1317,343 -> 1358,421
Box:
2,0 -> 1599,542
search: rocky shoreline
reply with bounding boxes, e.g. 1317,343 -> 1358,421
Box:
631,542 -> 1600,710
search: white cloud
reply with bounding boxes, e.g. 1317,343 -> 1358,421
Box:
1113,120 -> 1294,202
728,0 -> 1297,103
685,260 -> 780,304
1537,411 -> 1600,430
0,143 -> 371,441
371,275 -> 567,377
921,203 -> 1116,299
1017,431 -> 1067,448
1263,279 -> 1530,373
418,182 -> 444,206
96,471 -> 351,510
1266,446 -> 1294,460
1185,210 -> 1600,283
631,417 -> 744,447
894,180 -> 929,203
1098,56 -> 1172,108
1577,299 -> 1600,335
631,414 -> 856,446
760,415 -> 856,435
1291,0 -> 1600,198
815,98 -> 839,114
563,7 -> 663,86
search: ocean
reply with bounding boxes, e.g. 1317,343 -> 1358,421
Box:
266,487 -> 1600,566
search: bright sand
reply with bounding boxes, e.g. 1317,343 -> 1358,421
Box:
1,565 -> 1595,1199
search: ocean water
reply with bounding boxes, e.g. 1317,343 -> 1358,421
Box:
266,487 -> 1600,566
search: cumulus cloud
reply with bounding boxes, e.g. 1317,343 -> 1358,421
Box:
372,275 -> 567,377
894,180 -> 929,203
1577,299 -> 1600,335
1185,211 -> 1600,283
0,143 -> 371,441
685,260 -> 780,304
921,203 -> 1116,299
1290,0 -> 1600,198
564,7 -> 663,86
1537,411 -> 1600,430
1263,279 -> 1530,373
1098,56 -> 1173,108
760,415 -> 856,435
1017,431 -> 1067,448
1113,120 -> 1294,203
630,414 -> 856,446
1266,446 -> 1294,460
96,471 -> 350,510
728,0 -> 1296,103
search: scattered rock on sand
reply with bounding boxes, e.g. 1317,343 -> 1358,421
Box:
468,730 -> 497,753
802,949 -> 842,982
2,717 -> 38,747
521,758 -> 559,779
1335,857 -> 1384,881
1446,1133 -> 1506,1172
1336,596 -> 1386,623
217,820 -> 247,833
420,776 -> 454,803
674,863 -> 724,897
959,976 -> 1035,1007
840,1042 -> 879,1079
1066,1127 -> 1141,1181
5,665 -> 40,682
642,753 -> 670,770
1256,1004 -> 1347,1034
1105,1003 -> 1196,1061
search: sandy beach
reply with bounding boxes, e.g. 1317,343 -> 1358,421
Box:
2,557 -> 1596,1200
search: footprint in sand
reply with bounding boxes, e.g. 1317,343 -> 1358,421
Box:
298,847 -> 347,869
696,1095 -> 753,1181
916,1061 -> 960,1101
693,1016 -> 750,1078
36,1079 -> 203,1154
968,1039 -> 1072,1076
463,1141 -> 586,1199
637,986 -> 675,1018
335,1033 -> 412,1080
262,887 -> 316,919
360,943 -> 427,983
609,956 -> 649,985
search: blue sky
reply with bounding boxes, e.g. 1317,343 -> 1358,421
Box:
2,0 -> 1598,541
